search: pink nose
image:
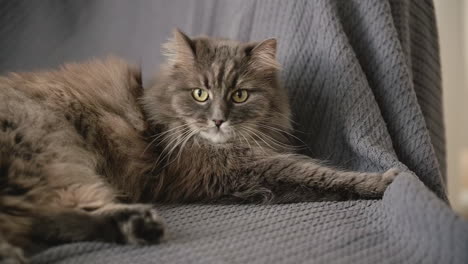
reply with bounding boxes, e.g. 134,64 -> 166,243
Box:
213,119 -> 224,127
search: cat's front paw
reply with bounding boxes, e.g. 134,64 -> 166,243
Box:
358,168 -> 401,198
383,168 -> 401,183
114,205 -> 165,245
375,168 -> 401,194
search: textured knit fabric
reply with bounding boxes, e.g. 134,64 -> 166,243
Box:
29,174 -> 468,264
0,0 -> 465,263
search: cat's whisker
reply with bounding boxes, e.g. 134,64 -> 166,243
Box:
173,128 -> 195,159
262,127 -> 310,148
256,131 -> 295,149
244,122 -> 312,152
274,112 -> 298,125
247,123 -> 293,144
152,128 -> 190,152
142,123 -> 194,157
141,136 -> 161,157
175,128 -> 200,164
240,125 -> 279,151
239,126 -> 267,154
149,131 -> 184,172
246,121 -> 297,140
237,130 -> 251,151
159,130 -> 187,155
161,128 -> 192,162
154,129 -> 189,146
256,123 -> 299,140
256,118 -> 311,135
149,122 -> 195,138
151,127 -> 192,171
161,128 -> 199,170
241,124 -> 302,154
238,130 -> 253,152
253,123 -> 310,151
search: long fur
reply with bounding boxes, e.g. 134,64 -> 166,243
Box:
141,30 -> 399,203
0,30 -> 399,263
0,57 -> 164,263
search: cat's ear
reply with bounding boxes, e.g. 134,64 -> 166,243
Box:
245,38 -> 280,71
163,28 -> 196,65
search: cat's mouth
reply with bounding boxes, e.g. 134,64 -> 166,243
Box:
198,126 -> 231,144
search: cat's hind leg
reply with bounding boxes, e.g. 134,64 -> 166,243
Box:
88,203 -> 165,245
1,177 -> 165,259
0,235 -> 26,264
32,181 -> 166,246
31,203 -> 165,246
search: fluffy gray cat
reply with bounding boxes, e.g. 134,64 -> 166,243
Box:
142,30 -> 399,202
0,30 -> 399,263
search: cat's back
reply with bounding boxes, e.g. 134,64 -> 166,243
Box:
0,57 -> 146,156
0,57 -> 144,125
0,57 -> 151,199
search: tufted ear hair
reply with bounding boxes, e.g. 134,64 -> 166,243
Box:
162,28 -> 196,65
244,38 -> 280,70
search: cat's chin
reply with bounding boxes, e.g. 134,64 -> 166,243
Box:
199,130 -> 230,144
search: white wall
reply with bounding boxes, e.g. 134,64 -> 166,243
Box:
433,0 -> 467,216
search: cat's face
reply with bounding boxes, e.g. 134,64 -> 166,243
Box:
180,83 -> 268,144
144,30 -> 291,147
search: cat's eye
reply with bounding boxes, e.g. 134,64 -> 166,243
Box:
192,88 -> 209,102
232,89 -> 249,103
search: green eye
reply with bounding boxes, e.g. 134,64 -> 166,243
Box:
232,89 -> 249,103
192,88 -> 209,102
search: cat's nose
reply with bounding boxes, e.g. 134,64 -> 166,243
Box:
213,119 -> 225,128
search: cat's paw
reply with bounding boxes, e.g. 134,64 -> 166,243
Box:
0,241 -> 27,264
375,168 -> 401,194
114,205 -> 165,245
358,168 -> 401,198
383,168 -> 401,183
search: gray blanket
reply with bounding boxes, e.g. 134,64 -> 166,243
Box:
1,0 -> 466,263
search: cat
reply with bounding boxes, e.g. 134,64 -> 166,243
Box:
0,29 -> 399,263
0,59 -> 164,263
141,30 -> 399,203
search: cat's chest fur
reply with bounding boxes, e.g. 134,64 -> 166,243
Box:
156,143 -> 251,201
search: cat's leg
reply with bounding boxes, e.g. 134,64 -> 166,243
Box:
32,181 -> 165,246
0,235 -> 26,264
1,176 -> 165,258
0,204 -> 164,263
87,203 -> 165,245
239,154 -> 400,202
31,203 -> 165,246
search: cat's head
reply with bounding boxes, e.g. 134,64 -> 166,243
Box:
143,29 -> 291,148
